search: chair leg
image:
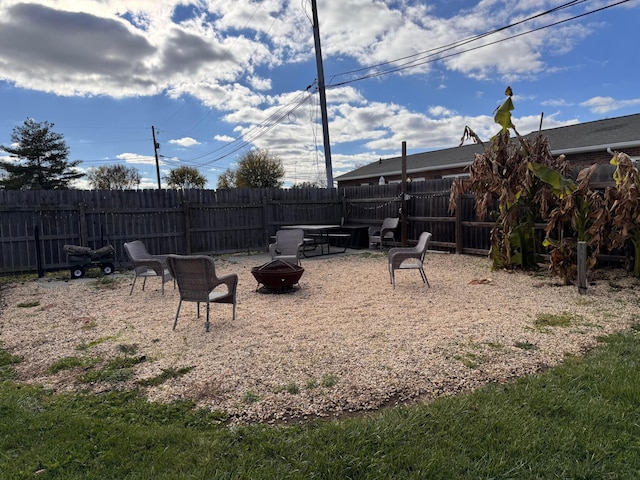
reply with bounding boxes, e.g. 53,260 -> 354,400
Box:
129,276 -> 137,295
196,302 -> 200,318
390,266 -> 396,288
419,267 -> 430,287
205,302 -> 210,332
173,299 -> 183,330
232,301 -> 236,321
142,277 -> 147,291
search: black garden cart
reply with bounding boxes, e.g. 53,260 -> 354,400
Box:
63,244 -> 116,278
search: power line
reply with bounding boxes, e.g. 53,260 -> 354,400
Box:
327,0 -> 629,88
121,0 -> 630,170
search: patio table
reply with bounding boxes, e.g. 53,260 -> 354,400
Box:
282,224 -> 348,256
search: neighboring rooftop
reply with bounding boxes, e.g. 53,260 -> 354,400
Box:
336,113 -> 640,183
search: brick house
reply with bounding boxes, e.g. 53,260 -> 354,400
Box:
335,113 -> 640,188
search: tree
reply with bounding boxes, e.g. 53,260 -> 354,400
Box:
0,118 -> 83,189
216,169 -> 237,189
293,181 -> 321,188
217,149 -> 285,189
87,164 -> 141,190
164,166 -> 207,189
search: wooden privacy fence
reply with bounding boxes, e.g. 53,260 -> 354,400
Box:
1,180 -> 497,275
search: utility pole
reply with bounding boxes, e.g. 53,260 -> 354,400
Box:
311,0 -> 333,188
152,126 -> 161,189
401,141 -> 408,246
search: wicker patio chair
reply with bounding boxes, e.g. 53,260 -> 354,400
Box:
269,229 -> 305,265
123,240 -> 173,295
368,217 -> 399,249
388,231 -> 432,288
166,254 -> 238,332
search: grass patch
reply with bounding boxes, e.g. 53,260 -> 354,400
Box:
17,300 -> 40,308
75,336 -> 117,351
91,276 -> 122,289
321,374 -> 337,388
534,311 -> 576,329
456,352 -> 482,369
275,382 -> 300,395
47,356 -> 101,374
0,330 -> 639,477
117,344 -> 138,355
515,340 -> 537,350
0,348 -> 22,381
242,391 -> 260,404
77,356 -> 145,384
137,366 -> 194,387
1,330 -> 640,477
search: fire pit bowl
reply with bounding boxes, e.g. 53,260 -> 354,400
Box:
251,259 -> 304,293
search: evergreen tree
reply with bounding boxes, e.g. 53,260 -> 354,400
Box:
0,118 -> 83,189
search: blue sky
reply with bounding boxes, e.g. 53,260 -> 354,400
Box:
1,0 -> 639,189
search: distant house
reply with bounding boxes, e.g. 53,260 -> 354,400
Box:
335,113 -> 640,188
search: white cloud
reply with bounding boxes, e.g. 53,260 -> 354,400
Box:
542,98 -> 573,107
580,96 -> 640,115
428,106 -> 457,118
169,137 -> 200,147
117,152 -> 157,165
214,134 -> 235,142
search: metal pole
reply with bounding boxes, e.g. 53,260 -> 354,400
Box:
311,0 -> 333,188
152,126 -> 161,189
401,141 -> 407,246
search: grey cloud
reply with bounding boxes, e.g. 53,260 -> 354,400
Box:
158,28 -> 234,75
0,3 -> 155,77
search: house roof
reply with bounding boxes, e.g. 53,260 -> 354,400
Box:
336,112 -> 640,182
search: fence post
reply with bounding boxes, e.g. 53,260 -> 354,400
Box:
262,196 -> 270,248
401,141 -> 408,246
182,201 -> 192,254
455,193 -> 463,254
34,225 -> 44,278
577,241 -> 588,294
78,202 -> 88,246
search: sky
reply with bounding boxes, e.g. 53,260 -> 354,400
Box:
1,0 -> 639,189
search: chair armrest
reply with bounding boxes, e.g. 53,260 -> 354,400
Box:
133,258 -> 166,276
268,243 -> 278,255
380,227 -> 395,239
214,273 -> 239,293
388,249 -> 418,268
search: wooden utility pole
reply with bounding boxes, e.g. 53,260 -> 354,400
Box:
401,141 -> 408,246
152,126 -> 161,189
311,0 -> 333,188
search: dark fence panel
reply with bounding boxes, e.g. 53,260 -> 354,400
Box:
1,181 -> 558,275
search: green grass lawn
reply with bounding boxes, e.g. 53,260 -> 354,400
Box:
1,327 -> 639,479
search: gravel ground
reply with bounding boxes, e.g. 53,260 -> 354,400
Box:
1,250 -> 638,425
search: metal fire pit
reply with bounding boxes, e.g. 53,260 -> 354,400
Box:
251,259 -> 304,293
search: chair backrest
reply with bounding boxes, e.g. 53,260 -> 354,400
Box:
381,217 -> 399,230
415,232 -> 432,260
274,229 -> 304,255
166,255 -> 218,302
124,240 -> 151,261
